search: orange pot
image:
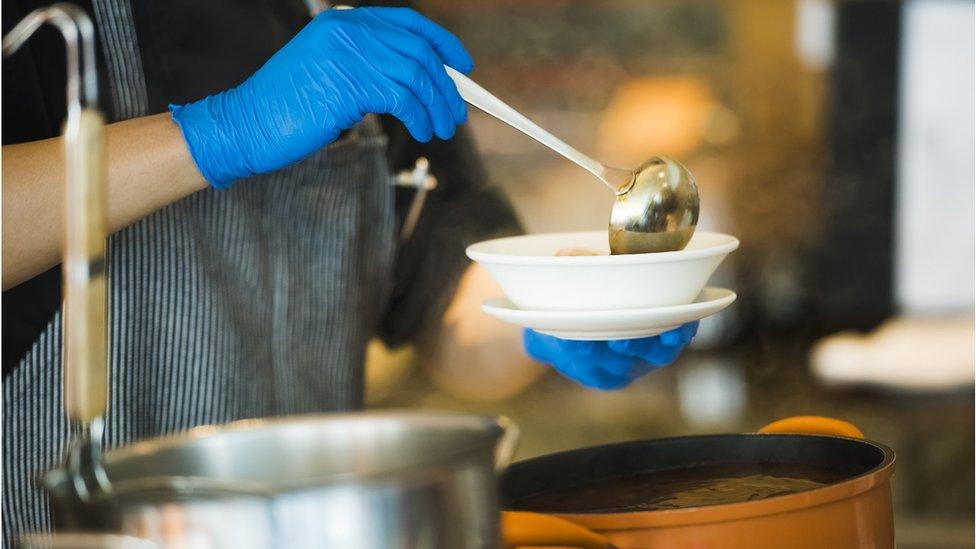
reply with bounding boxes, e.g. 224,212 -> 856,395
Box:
500,416 -> 895,549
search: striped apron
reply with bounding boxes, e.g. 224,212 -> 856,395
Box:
2,0 -> 396,541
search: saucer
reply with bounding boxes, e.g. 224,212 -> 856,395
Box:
480,288 -> 736,341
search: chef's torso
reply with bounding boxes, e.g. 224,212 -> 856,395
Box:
2,0 -> 395,540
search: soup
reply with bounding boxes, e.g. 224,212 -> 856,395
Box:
555,247 -> 605,256
510,463 -> 835,513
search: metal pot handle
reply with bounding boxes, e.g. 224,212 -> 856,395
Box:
758,416 -> 864,439
500,511 -> 613,549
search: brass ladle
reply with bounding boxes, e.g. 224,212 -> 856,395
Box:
447,67 -> 700,254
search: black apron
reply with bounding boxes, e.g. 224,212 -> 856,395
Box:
2,0 -> 522,542
3,0 -> 396,540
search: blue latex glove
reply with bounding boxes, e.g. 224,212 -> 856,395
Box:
523,322 -> 699,390
170,7 -> 472,188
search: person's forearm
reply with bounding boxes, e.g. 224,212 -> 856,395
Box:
424,264 -> 545,401
2,113 -> 207,289
3,6 -> 475,289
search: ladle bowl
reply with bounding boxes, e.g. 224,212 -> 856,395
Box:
609,156 -> 699,254
447,68 -> 700,254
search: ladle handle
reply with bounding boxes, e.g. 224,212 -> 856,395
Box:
5,3 -> 107,427
445,67 -> 612,190
63,107 -> 108,424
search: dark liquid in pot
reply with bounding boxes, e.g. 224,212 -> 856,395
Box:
512,463 -> 840,513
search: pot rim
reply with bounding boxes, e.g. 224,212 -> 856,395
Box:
43,410 -> 509,496
508,433 -> 895,531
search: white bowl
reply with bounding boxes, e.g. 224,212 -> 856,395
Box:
466,231 -> 738,311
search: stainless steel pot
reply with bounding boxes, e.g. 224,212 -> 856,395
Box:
43,411 -> 518,549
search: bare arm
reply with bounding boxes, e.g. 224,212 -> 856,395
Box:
2,112 -> 207,289
422,264 -> 545,401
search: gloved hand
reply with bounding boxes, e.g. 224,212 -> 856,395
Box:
523,322 -> 699,390
170,7 -> 472,188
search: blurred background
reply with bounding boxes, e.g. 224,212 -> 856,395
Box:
366,1 -> 975,547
